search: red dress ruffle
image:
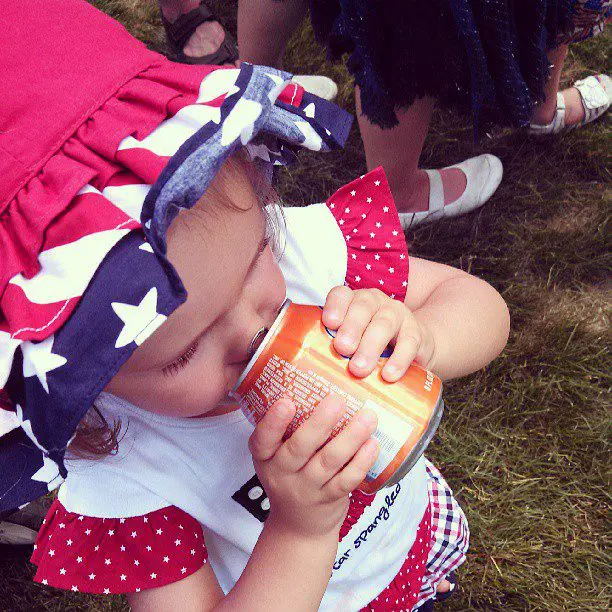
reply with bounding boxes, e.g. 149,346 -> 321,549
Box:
325,166 -> 409,302
31,499 -> 207,594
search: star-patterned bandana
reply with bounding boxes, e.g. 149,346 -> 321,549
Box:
0,63 -> 352,513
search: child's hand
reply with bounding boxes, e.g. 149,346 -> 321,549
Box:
249,395 -> 379,539
322,286 -> 435,382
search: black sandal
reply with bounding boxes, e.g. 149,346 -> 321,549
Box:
161,1 -> 238,66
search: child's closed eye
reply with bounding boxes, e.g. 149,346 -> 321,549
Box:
162,339 -> 199,377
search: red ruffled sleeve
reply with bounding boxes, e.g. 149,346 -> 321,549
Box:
31,498 -> 207,594
325,167 -> 409,301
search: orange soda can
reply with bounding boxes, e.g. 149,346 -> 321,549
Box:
231,300 -> 444,494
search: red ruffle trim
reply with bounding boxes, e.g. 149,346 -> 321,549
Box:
31,498 -> 207,594
325,167 -> 409,302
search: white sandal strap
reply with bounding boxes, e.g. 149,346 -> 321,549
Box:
424,169 -> 444,214
573,75 -> 612,126
528,92 -> 566,135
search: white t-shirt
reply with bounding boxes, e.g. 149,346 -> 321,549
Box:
59,203 -> 428,611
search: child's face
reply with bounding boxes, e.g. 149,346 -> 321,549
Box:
105,177 -> 286,418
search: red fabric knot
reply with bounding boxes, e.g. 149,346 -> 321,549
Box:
277,83 -> 305,108
325,167 -> 409,302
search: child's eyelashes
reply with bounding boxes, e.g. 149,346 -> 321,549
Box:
162,340 -> 200,377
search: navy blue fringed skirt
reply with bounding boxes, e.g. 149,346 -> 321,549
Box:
306,0 -> 610,135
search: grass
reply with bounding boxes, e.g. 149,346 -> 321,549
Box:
1,2 -> 610,610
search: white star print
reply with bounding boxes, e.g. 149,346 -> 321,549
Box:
108,530 -> 114,536
366,197 -> 372,203
361,213 -> 366,219
351,254 -> 357,260
143,517 -> 148,523
402,281 -> 408,287
134,560 -> 140,566
146,546 -> 152,552
374,180 -> 381,186
89,573 -> 96,580
77,516 -> 84,522
366,264 -> 372,271
376,222 -> 381,228
353,228 -> 358,233
66,539 -> 73,546
345,235 -> 351,241
119,518 -> 126,524
329,203 -> 335,209
48,550 -> 55,557
31,453 -> 63,491
370,232 -> 375,238
94,545 -> 99,551
400,254 -> 406,260
150,573 -> 157,579
190,549 -> 196,556
103,588 -> 111,595
104,559 -> 111,566
71,586 -> 78,592
339,219 -> 345,225
385,242 -> 391,248
379,280 -> 385,285
85,529 -> 91,536
112,287 -> 168,348
120,545 -> 126,552
120,574 -> 127,581
77,556 -> 83,563
375,254 -> 381,260
383,206 -> 389,213
131,531 -> 138,538
178,525 -> 184,530
59,523 -> 65,529
345,207 -> 350,213
59,568 -> 66,575
181,567 -> 187,574
350,190 -> 356,196
355,276 -> 361,282
389,267 -> 395,273
390,294 -> 396,299
22,336 -> 67,394
163,556 -> 170,563
156,529 -> 163,535
42,579 -> 48,585
174,539 -> 181,546
392,230 -> 399,236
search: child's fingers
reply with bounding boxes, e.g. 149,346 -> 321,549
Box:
248,398 -> 296,462
348,303 -> 402,377
381,317 -> 423,382
322,286 -> 353,329
332,290 -> 383,357
303,408 -> 378,485
274,394 -> 346,473
323,438 -> 380,499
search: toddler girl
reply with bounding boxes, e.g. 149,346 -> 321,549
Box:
1,1 -> 509,610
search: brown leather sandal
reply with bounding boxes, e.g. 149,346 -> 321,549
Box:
161,1 -> 238,66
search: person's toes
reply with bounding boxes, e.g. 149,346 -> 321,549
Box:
183,20 -> 225,58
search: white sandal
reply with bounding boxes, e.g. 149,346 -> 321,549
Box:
528,74 -> 611,136
399,154 -> 503,230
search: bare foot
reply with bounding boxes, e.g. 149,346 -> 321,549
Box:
394,167 -> 467,214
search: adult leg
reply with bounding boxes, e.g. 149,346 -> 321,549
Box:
531,44 -> 590,126
356,90 -> 467,213
237,0 -> 308,65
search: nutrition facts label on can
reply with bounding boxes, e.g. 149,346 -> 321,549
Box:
363,399 -> 414,481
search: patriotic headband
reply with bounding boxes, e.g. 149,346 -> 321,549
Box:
0,63 -> 352,513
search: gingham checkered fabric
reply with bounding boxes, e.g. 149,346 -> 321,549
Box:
414,459 -> 470,608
